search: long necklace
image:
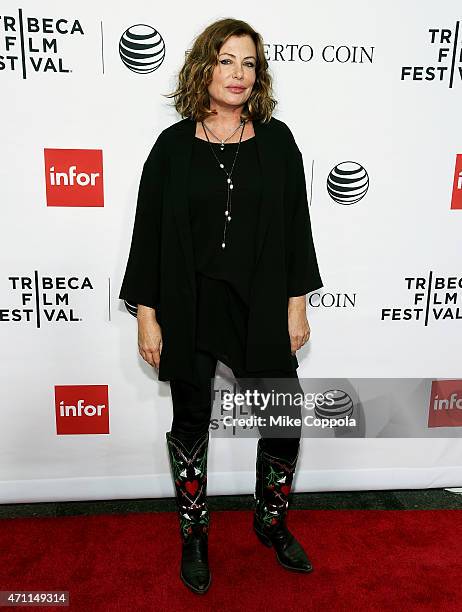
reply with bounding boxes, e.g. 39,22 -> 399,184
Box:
202,119 -> 245,151
201,120 -> 246,249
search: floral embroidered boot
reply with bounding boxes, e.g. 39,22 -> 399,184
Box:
165,429 -> 211,593
253,437 -> 313,573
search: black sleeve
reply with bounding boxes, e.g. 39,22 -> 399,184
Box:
118,133 -> 166,318
285,144 -> 323,297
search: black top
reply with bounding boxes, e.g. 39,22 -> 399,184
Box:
119,117 -> 322,387
188,136 -> 262,306
194,271 -> 249,373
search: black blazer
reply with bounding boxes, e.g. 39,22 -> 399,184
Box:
119,116 -> 323,386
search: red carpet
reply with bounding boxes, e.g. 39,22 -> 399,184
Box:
1,509 -> 462,611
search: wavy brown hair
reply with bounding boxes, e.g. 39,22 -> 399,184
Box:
164,18 -> 277,124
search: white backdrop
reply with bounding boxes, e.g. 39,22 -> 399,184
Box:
1,1 -> 462,503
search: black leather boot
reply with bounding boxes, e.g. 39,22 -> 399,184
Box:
165,429 -> 211,594
253,437 -> 313,573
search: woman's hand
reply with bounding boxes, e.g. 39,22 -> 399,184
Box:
137,305 -> 162,369
288,296 -> 310,354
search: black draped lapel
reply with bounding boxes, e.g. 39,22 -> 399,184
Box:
170,116 -> 279,295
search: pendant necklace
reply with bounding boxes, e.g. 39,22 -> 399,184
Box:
201,119 -> 246,249
202,118 -> 245,151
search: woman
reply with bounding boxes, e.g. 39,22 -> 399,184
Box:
119,18 -> 323,594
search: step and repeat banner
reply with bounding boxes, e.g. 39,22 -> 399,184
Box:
1,1 -> 462,503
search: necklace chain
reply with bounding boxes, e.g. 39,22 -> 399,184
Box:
200,120 -> 246,249
202,119 -> 245,149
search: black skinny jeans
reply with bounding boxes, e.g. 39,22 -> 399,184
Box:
169,348 -> 303,461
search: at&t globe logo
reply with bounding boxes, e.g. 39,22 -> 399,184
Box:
119,24 -> 165,73
327,161 -> 369,205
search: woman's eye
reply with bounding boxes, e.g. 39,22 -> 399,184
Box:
220,59 -> 255,68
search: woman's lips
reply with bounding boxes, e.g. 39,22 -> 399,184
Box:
227,86 -> 246,93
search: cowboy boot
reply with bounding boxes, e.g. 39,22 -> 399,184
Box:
253,437 -> 313,573
165,429 -> 211,594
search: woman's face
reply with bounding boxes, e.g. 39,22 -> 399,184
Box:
208,34 -> 257,112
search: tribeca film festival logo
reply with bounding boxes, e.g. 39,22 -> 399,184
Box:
55,385 -> 109,434
382,273 -> 462,325
428,380 -> 462,428
451,154 -> 462,210
44,149 -> 104,207
0,272 -> 93,327
401,24 -> 462,87
0,10 -> 83,78
119,24 -> 165,73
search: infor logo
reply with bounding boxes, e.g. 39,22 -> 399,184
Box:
44,148 -> 104,207
55,385 -> 109,434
